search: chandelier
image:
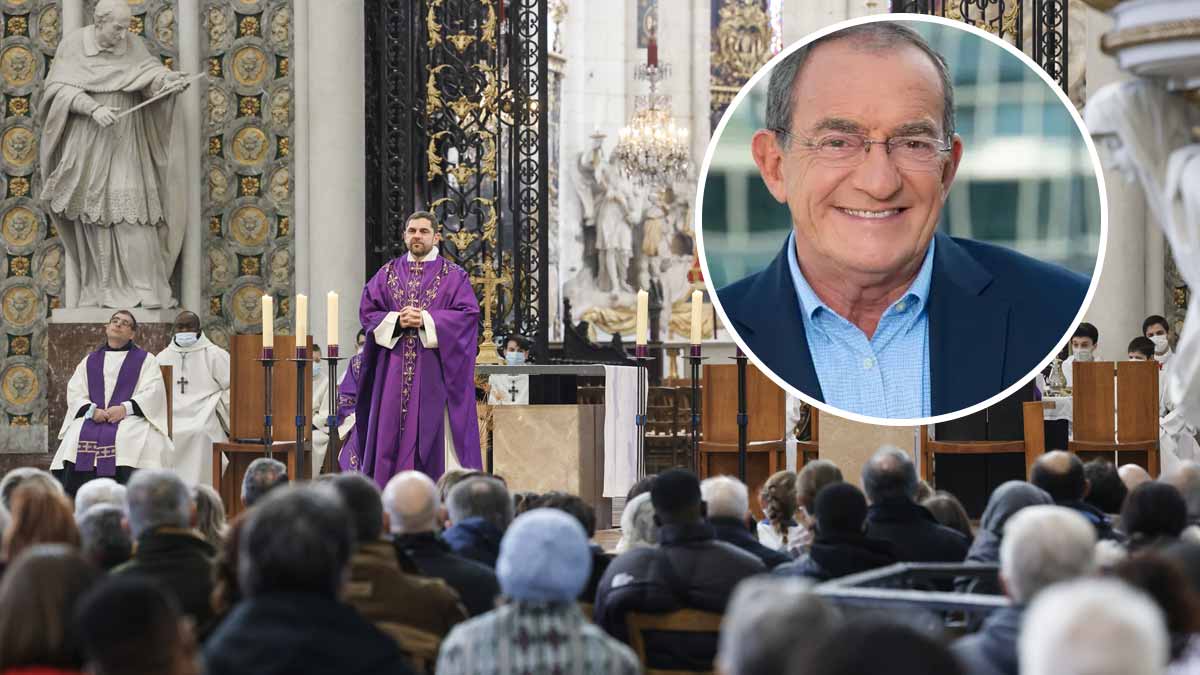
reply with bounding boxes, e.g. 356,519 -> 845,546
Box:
613,42 -> 691,186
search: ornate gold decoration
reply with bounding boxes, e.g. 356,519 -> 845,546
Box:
1,285 -> 38,328
210,296 -> 222,315
9,255 -> 30,277
208,136 -> 221,155
426,0 -> 442,49
711,0 -> 771,88
240,175 -> 260,197
425,64 -> 449,119
231,285 -> 265,324
230,206 -> 270,246
1,364 -> 37,406
155,7 -> 175,46
239,15 -> 259,38
269,7 -> 290,47
232,46 -> 269,87
277,136 -> 289,157
10,335 -> 29,356
9,415 -> 29,426
37,245 -> 61,288
448,162 -> 476,185
2,126 -> 35,168
279,296 -> 289,318
269,87 -> 290,126
2,206 -> 37,247
9,176 -> 28,197
445,228 -> 476,251
48,295 -> 60,310
481,130 -> 497,178
207,7 -> 228,50
130,16 -> 144,36
38,6 -> 60,48
208,57 -> 222,77
231,126 -> 269,165
1101,20 -> 1200,55
162,56 -> 174,70
470,263 -> 511,365
240,256 -> 260,276
474,197 -> 498,245
277,57 -> 288,78
482,3 -> 498,48
208,215 -> 221,236
426,129 -> 448,179
8,96 -> 27,117
238,95 -> 261,117
1,46 -> 36,88
447,33 -> 474,53
448,96 -> 474,123
945,2 -> 1019,41
6,16 -> 27,36
277,216 -> 290,237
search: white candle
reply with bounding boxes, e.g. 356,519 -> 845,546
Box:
635,289 -> 649,346
690,290 -> 703,345
327,291 -> 339,347
261,295 -> 274,349
295,294 -> 307,352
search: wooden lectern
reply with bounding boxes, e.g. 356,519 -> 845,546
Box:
1070,360 -> 1160,476
212,334 -> 313,519
698,363 -> 788,520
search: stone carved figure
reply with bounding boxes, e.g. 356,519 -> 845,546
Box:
38,0 -> 190,308
207,86 -> 229,127
593,157 -> 636,294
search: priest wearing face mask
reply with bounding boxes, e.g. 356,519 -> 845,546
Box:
487,335 -> 531,406
1061,322 -> 1099,389
155,310 -> 230,486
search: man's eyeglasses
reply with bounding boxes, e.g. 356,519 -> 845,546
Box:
108,317 -> 134,329
772,129 -> 952,173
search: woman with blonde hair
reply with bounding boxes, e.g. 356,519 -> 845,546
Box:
757,470 -> 805,556
2,484 -> 80,566
190,484 -> 226,550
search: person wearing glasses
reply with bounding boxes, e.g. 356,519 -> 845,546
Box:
716,21 -> 1089,419
51,311 -> 173,496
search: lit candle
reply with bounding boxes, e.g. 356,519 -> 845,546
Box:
261,295 -> 274,349
295,294 -> 307,353
690,290 -> 703,345
327,291 -> 339,347
635,289 -> 649,346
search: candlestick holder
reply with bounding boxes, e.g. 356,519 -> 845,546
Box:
633,344 -> 653,479
324,344 -> 345,474
688,344 -> 706,474
734,348 -> 748,482
258,347 -> 277,459
288,345 -> 309,478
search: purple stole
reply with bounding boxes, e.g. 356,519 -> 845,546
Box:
75,345 -> 147,476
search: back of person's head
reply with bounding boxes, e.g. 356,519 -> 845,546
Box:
77,504 -> 132,571
1120,464 -> 1153,492
241,458 -> 288,507
921,491 -> 972,540
1129,336 -> 1156,360
1083,460 -> 1127,514
814,482 -> 868,535
1000,505 -> 1096,603
330,473 -> 385,543
3,483 -> 80,561
700,476 -> 749,521
1030,451 -> 1087,502
125,469 -> 191,540
382,470 -> 439,534
190,484 -> 225,549
1020,578 -> 1167,675
446,476 -> 513,531
650,468 -> 703,524
436,469 -> 485,505
1163,539 -> 1200,598
496,509 -> 590,603
626,474 -> 657,503
1165,462 -> 1200,524
618,492 -> 658,551
913,479 -> 935,504
0,544 -> 100,671
75,576 -> 197,675
1122,482 -> 1188,545
717,577 -> 839,675
1110,552 -> 1200,659
73,477 -> 127,517
796,459 -> 843,512
804,618 -> 963,675
861,446 -> 918,504
760,470 -> 799,533
0,467 -> 63,510
238,485 -> 354,598
512,491 -> 542,516
532,491 -> 597,538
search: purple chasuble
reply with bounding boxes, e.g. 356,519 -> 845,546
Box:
76,345 -> 148,476
335,352 -> 363,470
351,255 -> 482,485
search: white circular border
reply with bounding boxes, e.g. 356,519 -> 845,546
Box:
695,12 -> 1110,428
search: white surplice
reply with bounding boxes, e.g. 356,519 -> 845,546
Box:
156,335 -> 230,485
52,348 -> 173,472
312,366 -> 331,475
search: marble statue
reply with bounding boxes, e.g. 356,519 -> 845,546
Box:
38,0 -> 190,309
593,157 -> 636,294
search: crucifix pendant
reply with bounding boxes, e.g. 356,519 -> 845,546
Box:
177,375 -> 188,394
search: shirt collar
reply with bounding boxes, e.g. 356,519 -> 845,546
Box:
406,245 -> 439,263
83,25 -> 129,57
786,230 -> 936,323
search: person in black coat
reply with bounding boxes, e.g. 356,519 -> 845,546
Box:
776,482 -> 895,581
861,446 -> 969,563
1030,451 -> 1121,541
441,476 -> 512,568
700,475 -> 791,569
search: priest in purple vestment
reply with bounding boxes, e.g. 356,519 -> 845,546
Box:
349,211 -> 483,485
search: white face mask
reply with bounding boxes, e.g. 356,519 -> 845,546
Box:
1150,334 -> 1169,354
175,332 -> 198,347
505,351 -> 526,365
1073,348 -> 1094,362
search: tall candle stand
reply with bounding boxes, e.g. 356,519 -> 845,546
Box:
688,344 -> 705,474
258,347 -> 276,459
633,344 -> 652,479
325,345 -> 345,473
289,344 -> 309,478
735,348 -> 748,482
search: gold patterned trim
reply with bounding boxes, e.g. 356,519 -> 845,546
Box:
1101,19 -> 1200,55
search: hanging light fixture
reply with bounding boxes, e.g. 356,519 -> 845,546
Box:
613,39 -> 691,186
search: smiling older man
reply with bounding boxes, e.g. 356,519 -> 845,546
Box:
717,21 -> 1089,419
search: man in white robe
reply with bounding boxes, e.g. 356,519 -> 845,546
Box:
487,335 -> 530,406
155,310 -> 230,486
52,310 -> 172,495
311,344 -> 332,475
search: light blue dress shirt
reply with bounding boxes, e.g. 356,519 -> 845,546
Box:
786,231 -> 933,418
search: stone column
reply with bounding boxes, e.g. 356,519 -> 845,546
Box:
178,0 -> 203,315
62,0 -> 83,33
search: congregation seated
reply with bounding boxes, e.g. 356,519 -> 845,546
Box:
1119,464 -> 1153,492
77,504 -> 132,571
441,476 -> 512,568
384,471 -> 501,617
436,509 -> 639,674
0,544 -> 99,675
75,576 -> 201,675
72,477 -> 126,517
329,473 -> 467,641
1108,552 -> 1200,670
1164,461 -> 1200,527
963,481 -> 1052,595
1121,481 -> 1188,552
701,475 -> 791,569
112,470 -> 217,638
0,467 -> 63,509
594,468 -> 765,671
775,482 -> 895,581
757,470 -> 805,556
191,484 -> 227,550
1082,459 -> 1127,515
203,485 -> 415,675
614,492 -> 657,553
953,505 -> 1096,675
716,576 -> 839,675
240,457 -> 288,507
793,459 -> 844,556
922,490 -> 974,543
1030,451 -> 1120,541
862,446 -> 969,562
3,484 -> 80,567
529,491 -> 612,601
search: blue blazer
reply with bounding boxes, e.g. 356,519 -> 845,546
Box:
717,231 -> 1090,417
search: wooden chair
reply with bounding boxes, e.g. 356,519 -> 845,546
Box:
646,386 -> 680,474
1070,361 -> 1160,476
377,623 -> 440,674
919,401 -> 1046,484
626,608 -> 723,675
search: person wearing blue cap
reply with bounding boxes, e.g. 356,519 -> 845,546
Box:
436,508 -> 639,674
